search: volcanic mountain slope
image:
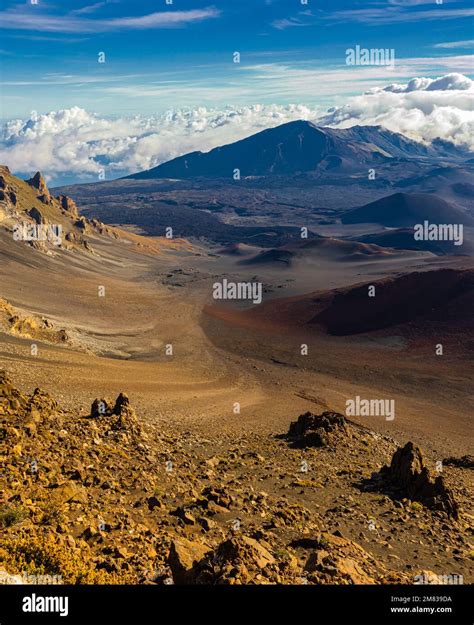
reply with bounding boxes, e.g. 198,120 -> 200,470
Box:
0,166 -> 95,253
352,228 -> 474,256
0,167 -> 201,356
1,372 -> 472,585
217,242 -> 262,257
206,268 -> 474,339
125,121 -> 462,180
341,192 -> 474,228
396,165 -> 474,196
0,297 -> 71,347
238,236 -> 399,268
0,166 -> 197,259
311,268 -> 474,336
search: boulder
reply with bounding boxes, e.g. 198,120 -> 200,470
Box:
51,481 -> 87,505
382,442 -> 459,519
90,398 -> 113,418
287,411 -> 349,447
57,195 -> 79,218
27,207 -> 47,225
200,535 -> 276,583
112,393 -> 139,431
37,194 -> 53,205
29,388 -> 59,419
304,533 -> 378,583
168,538 -> 211,584
75,217 -> 89,232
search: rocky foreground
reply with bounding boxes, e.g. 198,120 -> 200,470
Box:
0,372 -> 472,585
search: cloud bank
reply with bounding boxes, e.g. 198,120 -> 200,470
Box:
1,74 -> 473,183
0,105 -> 320,182
319,73 -> 474,149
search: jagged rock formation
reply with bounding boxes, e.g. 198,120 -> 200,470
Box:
381,442 -> 460,519
90,397 -> 113,418
75,217 -> 89,233
287,411 -> 350,447
27,172 -> 51,203
57,195 -> 79,219
0,166 -> 111,254
166,529 -> 406,585
89,393 -> 142,437
0,174 -> 17,209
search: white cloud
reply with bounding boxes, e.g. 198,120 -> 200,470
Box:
271,17 -> 309,30
434,40 -> 474,49
235,57 -> 474,101
0,6 -> 220,33
379,73 -> 473,92
326,7 -> 474,25
0,104 -> 320,181
71,1 -> 119,16
388,0 -> 455,5
271,10 -> 316,30
1,74 -> 473,183
319,73 -> 474,150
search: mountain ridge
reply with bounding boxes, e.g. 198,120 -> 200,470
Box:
341,192 -> 474,228
124,120 -> 469,180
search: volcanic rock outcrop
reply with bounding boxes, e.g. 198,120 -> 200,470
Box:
27,172 -> 52,204
287,411 -> 350,448
381,442 -> 460,519
58,195 -> 79,219
90,392 -> 143,438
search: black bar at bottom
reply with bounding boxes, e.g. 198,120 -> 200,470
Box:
0,584 -> 471,625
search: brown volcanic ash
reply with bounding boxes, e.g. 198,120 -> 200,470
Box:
207,268 -> 474,338
312,268 -> 474,335
2,372 -> 471,585
239,237 -> 394,268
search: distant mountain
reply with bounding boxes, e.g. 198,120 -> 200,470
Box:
217,242 -> 261,257
397,165 -> 472,189
212,268 -> 474,338
341,192 -> 474,228
351,228 -> 473,256
312,269 -> 474,336
238,236 -> 396,268
395,165 -> 474,203
125,121 -> 463,180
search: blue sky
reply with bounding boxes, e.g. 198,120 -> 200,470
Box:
1,0 -> 473,118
